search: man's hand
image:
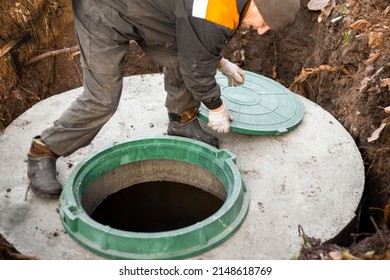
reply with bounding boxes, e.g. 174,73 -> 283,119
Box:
218,58 -> 245,87
207,104 -> 233,133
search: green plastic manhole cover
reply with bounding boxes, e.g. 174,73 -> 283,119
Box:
199,71 -> 304,135
60,136 -> 249,260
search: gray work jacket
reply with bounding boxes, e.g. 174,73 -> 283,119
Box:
101,0 -> 249,109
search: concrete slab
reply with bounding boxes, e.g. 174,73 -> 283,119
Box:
0,73 -> 364,259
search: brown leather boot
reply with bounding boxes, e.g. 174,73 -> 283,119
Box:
27,136 -> 62,199
167,109 -> 219,148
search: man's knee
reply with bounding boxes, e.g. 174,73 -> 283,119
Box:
82,70 -> 123,112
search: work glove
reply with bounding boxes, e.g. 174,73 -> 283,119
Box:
218,58 -> 245,87
207,104 -> 233,133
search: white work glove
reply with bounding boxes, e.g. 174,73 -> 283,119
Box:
218,58 -> 245,87
207,104 -> 233,133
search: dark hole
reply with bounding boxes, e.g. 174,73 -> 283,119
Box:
90,181 -> 225,232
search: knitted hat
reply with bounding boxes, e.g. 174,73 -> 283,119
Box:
253,0 -> 300,30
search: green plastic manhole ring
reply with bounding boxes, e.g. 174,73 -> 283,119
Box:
199,70 -> 304,135
59,136 -> 249,260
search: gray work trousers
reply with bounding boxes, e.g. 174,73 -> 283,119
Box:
41,0 -> 200,157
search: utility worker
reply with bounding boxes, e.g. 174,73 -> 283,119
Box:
27,0 -> 300,198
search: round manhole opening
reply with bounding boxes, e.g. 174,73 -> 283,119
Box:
60,136 -> 249,259
90,181 -> 225,233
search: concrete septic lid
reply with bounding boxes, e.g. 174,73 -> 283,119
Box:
0,74 -> 365,260
199,71 -> 304,135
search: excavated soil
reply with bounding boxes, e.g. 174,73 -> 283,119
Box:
0,0 -> 389,260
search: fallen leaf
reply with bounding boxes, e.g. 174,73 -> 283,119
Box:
308,0 -> 336,22
362,251 -> 375,259
349,19 -> 371,30
380,78 -> 390,89
368,32 -> 384,49
359,77 -> 371,93
347,0 -> 357,7
340,66 -> 351,75
365,52 -> 381,65
307,0 -> 332,10
341,251 -> 361,260
272,65 -> 277,80
367,118 -> 389,142
369,123 -> 388,141
329,250 -> 343,260
320,1 -> 336,22
385,106 -> 390,114
384,6 -> 390,16
364,65 -> 375,76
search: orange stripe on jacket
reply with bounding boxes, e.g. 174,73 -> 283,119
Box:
193,0 -> 239,30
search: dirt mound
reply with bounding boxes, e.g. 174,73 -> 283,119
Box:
296,0 -> 390,235
0,0 -> 389,259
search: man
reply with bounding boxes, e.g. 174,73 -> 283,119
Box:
27,0 -> 300,198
